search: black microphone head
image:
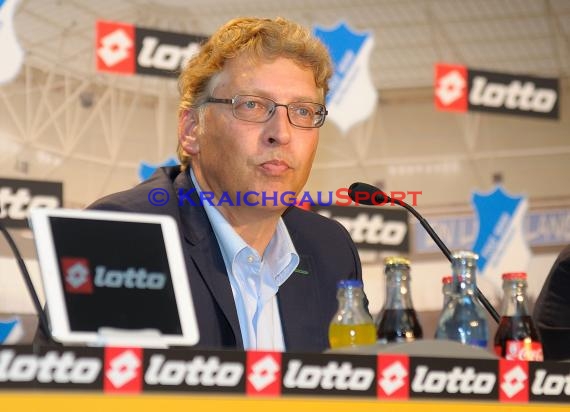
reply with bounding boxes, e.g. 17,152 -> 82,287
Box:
348,182 -> 390,205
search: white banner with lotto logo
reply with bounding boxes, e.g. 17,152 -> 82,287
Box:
434,63 -> 559,120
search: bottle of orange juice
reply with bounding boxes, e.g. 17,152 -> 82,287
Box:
328,280 -> 376,349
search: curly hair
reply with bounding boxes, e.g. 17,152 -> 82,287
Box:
176,16 -> 333,170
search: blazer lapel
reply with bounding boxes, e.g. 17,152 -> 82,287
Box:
277,250 -> 325,351
173,171 -> 243,348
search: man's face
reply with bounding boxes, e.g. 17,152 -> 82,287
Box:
181,54 -> 321,213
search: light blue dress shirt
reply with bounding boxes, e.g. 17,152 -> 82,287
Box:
189,170 -> 299,351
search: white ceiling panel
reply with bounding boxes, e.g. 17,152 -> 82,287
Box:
549,0 -> 570,12
558,14 -> 570,35
376,25 -> 433,48
431,0 -> 545,20
10,0 -> 570,94
15,11 -> 60,43
442,17 -> 551,42
462,37 -> 555,62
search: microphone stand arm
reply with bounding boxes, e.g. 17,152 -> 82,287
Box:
400,201 -> 501,323
0,224 -> 51,339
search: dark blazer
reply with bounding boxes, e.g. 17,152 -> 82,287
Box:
533,244 -> 570,360
88,166 -> 363,353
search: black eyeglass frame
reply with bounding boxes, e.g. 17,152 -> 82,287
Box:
205,94 -> 328,129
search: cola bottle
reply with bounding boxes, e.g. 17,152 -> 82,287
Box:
435,251 -> 488,348
494,272 -> 543,360
375,256 -> 423,343
328,279 -> 376,349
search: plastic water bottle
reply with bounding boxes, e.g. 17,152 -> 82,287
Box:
435,251 -> 489,348
375,256 -> 423,343
328,279 -> 376,349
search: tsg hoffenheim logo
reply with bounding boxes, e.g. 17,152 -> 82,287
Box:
0,0 -> 24,85
0,316 -> 23,344
138,157 -> 178,181
313,22 -> 377,134
471,186 -> 531,290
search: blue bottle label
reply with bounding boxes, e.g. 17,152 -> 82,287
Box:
469,339 -> 488,348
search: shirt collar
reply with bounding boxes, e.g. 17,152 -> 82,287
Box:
188,169 -> 299,285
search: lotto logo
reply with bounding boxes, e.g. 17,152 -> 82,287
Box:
434,64 -> 468,112
0,178 -> 62,228
315,205 -> 409,252
409,359 -> 498,400
144,353 -> 244,388
282,358 -> 376,394
95,20 -> 207,78
246,352 -> 282,396
96,21 -> 135,74
104,347 -> 143,393
531,368 -> 570,397
469,71 -> 558,118
377,355 -> 409,399
0,349 -> 101,386
499,360 -> 528,403
434,63 -> 559,119
60,257 -> 93,294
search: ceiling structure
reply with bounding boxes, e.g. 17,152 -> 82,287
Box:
14,0 -> 570,94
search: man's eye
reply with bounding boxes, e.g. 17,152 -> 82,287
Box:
294,106 -> 314,117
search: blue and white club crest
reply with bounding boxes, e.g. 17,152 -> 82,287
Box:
0,0 -> 24,85
0,316 -> 23,344
471,186 -> 531,290
313,22 -> 377,134
138,157 -> 178,181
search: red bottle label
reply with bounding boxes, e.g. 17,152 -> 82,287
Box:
495,340 -> 543,361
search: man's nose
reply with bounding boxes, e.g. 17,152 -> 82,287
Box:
265,105 -> 292,145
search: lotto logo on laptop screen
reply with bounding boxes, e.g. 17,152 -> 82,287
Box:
60,257 -> 94,294
60,257 -> 168,293
50,217 -> 182,335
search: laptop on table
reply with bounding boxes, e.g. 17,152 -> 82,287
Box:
29,208 -> 199,348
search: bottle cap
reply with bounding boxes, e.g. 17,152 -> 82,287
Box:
384,256 -> 410,267
451,250 -> 479,260
502,272 -> 527,281
337,279 -> 363,289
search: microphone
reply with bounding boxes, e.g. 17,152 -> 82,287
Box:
0,220 -> 52,341
348,181 -> 500,323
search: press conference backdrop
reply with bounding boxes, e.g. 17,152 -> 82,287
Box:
0,0 -> 569,340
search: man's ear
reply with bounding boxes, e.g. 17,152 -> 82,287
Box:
178,108 -> 200,155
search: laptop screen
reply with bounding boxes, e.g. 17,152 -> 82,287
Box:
51,217 -> 182,334
30,208 -> 199,347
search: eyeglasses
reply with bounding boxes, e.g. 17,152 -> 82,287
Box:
205,95 -> 328,128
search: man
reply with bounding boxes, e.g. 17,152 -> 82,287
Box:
533,244 -> 570,360
89,17 -> 365,353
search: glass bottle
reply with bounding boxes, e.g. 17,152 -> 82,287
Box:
328,279 -> 376,349
435,250 -> 489,348
494,272 -> 543,360
375,256 -> 423,343
441,275 -> 453,308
